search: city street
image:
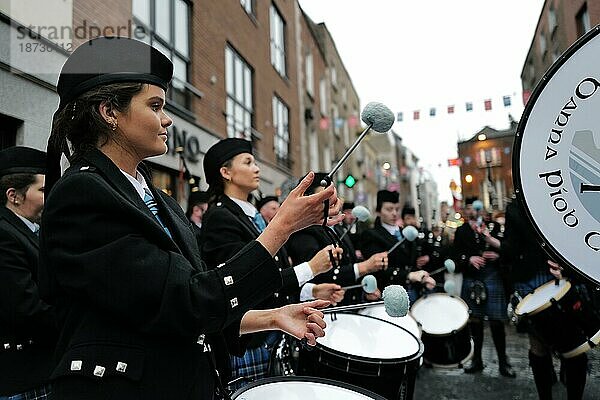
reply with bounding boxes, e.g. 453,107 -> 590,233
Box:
414,324 -> 600,400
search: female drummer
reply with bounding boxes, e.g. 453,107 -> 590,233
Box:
200,139 -> 345,388
40,36 -> 338,400
503,198 -> 588,399
452,199 -> 515,377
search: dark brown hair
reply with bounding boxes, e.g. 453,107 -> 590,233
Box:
0,173 -> 36,205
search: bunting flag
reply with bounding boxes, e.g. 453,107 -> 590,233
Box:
348,114 -> 358,128
465,102 -> 473,112
503,95 -> 511,107
319,117 -> 329,130
484,99 -> 492,111
413,110 -> 420,120
447,105 -> 455,114
429,107 -> 436,117
334,117 -> 345,128
396,112 -> 403,122
522,90 -> 532,105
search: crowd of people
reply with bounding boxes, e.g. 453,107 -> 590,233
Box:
1,36 -> 598,400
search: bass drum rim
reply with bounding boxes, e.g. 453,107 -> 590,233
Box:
231,375 -> 388,400
514,279 -> 572,317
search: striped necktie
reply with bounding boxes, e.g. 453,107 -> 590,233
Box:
394,229 -> 402,241
253,212 -> 267,232
143,188 -> 172,238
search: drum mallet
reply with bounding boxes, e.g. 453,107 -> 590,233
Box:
341,274 -> 378,293
338,206 -> 371,241
318,103 -> 395,225
387,226 -> 419,254
323,284 -> 410,317
428,259 -> 456,276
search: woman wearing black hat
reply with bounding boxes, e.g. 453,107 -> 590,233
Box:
40,37 -> 339,400
201,140 -> 344,389
0,147 -> 55,400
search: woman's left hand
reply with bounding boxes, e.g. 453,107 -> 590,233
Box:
274,300 -> 329,346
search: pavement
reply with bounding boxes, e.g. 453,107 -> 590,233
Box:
413,323 -> 600,400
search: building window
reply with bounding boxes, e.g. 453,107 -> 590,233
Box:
270,5 -> 286,77
132,0 -> 191,109
0,114 -> 20,150
548,5 -> 557,34
226,46 -> 254,140
319,78 -> 327,116
330,66 -> 337,88
576,4 -> 591,38
539,32 -> 547,56
305,52 -> 314,97
273,96 -> 290,166
240,0 -> 253,15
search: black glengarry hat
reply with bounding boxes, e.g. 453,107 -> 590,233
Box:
56,36 -> 173,110
0,147 -> 46,177
401,204 -> 416,218
255,195 -> 279,211
377,190 -> 399,205
203,138 -> 253,187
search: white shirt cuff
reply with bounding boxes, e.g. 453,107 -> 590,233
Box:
294,262 -> 314,287
353,263 -> 361,280
300,283 -> 316,301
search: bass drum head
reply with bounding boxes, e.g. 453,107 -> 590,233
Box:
358,303 -> 422,338
515,279 -> 571,316
410,293 -> 469,335
318,313 -> 421,361
514,25 -> 600,286
232,376 -> 388,400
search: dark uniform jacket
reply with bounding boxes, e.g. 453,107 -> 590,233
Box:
0,206 -> 56,395
360,225 -> 413,290
39,149 -> 282,400
201,195 -> 299,347
287,225 -> 360,304
452,221 -> 500,277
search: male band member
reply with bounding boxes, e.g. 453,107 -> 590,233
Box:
0,147 -> 54,399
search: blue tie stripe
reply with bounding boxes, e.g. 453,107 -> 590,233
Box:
253,212 -> 267,232
394,229 -> 402,241
143,188 -> 173,238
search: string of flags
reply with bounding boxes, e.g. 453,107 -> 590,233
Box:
316,91 -> 533,130
396,92 -> 530,122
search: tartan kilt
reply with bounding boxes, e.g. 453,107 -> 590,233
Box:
229,332 -> 281,391
461,265 -> 507,321
0,384 -> 51,400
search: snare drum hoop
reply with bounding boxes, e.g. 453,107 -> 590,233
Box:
231,375 -> 388,400
316,313 -> 424,365
514,279 -> 572,317
410,293 -> 470,337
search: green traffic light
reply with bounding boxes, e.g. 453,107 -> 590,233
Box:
344,174 -> 356,188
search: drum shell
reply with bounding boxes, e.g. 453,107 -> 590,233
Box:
518,283 -> 600,357
420,325 -> 473,367
298,314 -> 423,400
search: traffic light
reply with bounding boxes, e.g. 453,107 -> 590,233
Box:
344,174 -> 357,188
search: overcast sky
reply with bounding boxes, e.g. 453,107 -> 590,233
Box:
298,0 -> 545,203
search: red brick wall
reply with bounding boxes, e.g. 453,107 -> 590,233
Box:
72,0 -> 132,48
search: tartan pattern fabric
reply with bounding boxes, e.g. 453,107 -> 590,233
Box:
461,266 -> 507,321
513,270 -> 554,298
228,332 -> 281,391
0,384 -> 51,400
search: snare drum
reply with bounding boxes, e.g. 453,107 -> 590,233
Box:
515,279 -> 600,358
359,304 -> 422,338
410,293 -> 473,368
299,313 -> 423,400
231,376 -> 387,400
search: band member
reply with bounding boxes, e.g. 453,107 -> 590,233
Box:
361,190 -> 435,296
255,195 -> 279,225
338,201 -> 362,258
286,175 -> 384,305
40,36 -> 337,400
201,141 -> 344,389
0,147 -> 54,399
186,190 -> 209,230
453,200 -> 515,377
503,198 -> 588,399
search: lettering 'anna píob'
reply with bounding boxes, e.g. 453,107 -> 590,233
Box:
514,25 -> 600,285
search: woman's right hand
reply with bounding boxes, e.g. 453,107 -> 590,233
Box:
469,255 -> 486,270
359,251 -> 388,274
312,283 -> 345,305
308,245 -> 343,275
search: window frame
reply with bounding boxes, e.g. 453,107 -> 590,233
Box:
225,45 -> 254,141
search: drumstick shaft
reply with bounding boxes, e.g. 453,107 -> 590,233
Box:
322,300 -> 384,314
388,237 -> 406,254
341,283 -> 363,290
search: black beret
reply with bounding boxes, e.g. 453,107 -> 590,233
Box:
377,190 -> 399,205
203,138 -> 253,187
0,147 -> 46,177
299,172 -> 329,195
188,190 -> 209,206
465,196 -> 479,206
401,204 -> 416,218
342,201 -> 355,210
57,36 -> 173,109
255,195 -> 279,211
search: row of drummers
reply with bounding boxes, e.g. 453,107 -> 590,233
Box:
196,182 -> 600,399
